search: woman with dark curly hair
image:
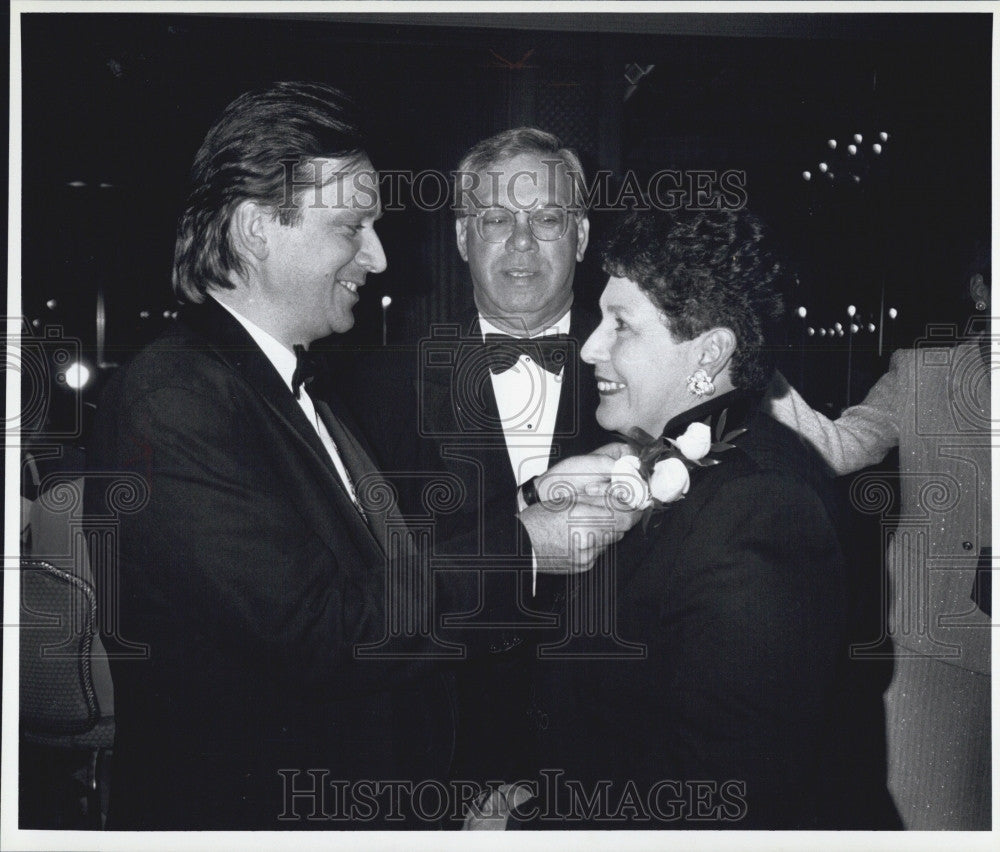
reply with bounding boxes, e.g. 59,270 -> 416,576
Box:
502,207 -> 899,830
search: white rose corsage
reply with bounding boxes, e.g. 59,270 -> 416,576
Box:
611,410 -> 747,530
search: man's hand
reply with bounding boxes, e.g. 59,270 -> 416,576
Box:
518,446 -> 642,573
518,494 -> 640,574
535,443 -> 631,506
462,783 -> 533,831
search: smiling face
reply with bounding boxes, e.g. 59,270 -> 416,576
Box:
455,153 -> 589,337
581,275 -> 706,437
254,158 -> 386,347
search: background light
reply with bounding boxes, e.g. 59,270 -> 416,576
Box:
847,305 -> 856,317
802,170 -> 811,181
827,139 -> 837,149
797,306 -> 807,318
381,296 -> 392,308
868,323 -> 876,332
807,327 -> 815,336
850,324 -> 859,334
872,143 -> 882,154
847,144 -> 857,155
64,362 -> 91,390
888,308 -> 898,319
880,131 -> 889,142
853,133 -> 863,143
45,299 -> 57,310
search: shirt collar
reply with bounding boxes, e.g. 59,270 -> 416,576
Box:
479,309 -> 571,342
210,294 -> 298,393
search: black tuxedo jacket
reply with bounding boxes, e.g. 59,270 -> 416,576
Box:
347,309 -> 608,537
342,307 -> 612,782
85,297 -> 483,829
510,391 -> 900,829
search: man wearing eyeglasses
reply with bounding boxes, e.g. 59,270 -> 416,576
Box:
348,128 -> 621,805
454,133 -> 589,340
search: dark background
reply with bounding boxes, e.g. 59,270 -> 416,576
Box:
12,11 -> 992,830
18,11 -> 992,438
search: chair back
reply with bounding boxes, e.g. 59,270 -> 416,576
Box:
20,559 -> 102,736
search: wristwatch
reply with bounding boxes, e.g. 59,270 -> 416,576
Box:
519,475 -> 541,507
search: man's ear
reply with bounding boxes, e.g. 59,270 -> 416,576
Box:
231,200 -> 271,265
455,216 -> 470,262
696,327 -> 737,378
575,214 -> 590,263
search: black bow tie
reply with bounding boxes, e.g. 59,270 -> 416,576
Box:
291,344 -> 324,399
483,333 -> 570,375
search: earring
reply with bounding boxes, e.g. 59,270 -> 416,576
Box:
976,301 -> 987,312
686,369 -> 716,397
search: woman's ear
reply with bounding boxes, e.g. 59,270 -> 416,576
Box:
231,200 -> 270,265
696,327 -> 737,379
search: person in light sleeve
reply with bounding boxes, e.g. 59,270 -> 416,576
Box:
766,244 -> 991,829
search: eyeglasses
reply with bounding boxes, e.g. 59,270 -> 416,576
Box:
468,206 -> 578,243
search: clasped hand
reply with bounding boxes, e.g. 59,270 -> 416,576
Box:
519,443 -> 642,573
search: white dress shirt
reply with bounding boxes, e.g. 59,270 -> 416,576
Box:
481,312 -> 570,594
479,311 -> 570,488
211,296 -> 361,507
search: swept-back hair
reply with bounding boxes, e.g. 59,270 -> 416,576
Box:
173,81 -> 366,302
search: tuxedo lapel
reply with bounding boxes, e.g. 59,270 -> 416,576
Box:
179,299 -> 384,562
420,308 -> 606,503
431,309 -> 609,489
315,393 -> 398,556
458,314 -> 505,437
463,316 -> 518,499
419,316 -> 517,500
418,316 -> 505,438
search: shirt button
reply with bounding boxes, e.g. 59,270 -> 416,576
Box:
527,423 -> 533,430
963,541 -> 974,551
